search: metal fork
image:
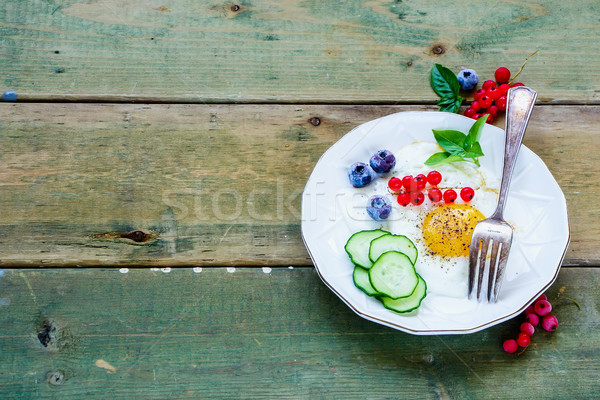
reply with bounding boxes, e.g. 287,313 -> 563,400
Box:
468,86 -> 537,302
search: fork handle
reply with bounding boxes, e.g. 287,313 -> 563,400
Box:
491,86 -> 537,220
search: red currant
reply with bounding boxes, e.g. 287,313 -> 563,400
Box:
426,170 -> 442,185
472,113 -> 482,120
470,101 -> 481,112
496,96 -> 507,111
411,191 -> 425,205
536,294 -> 548,302
464,107 -> 476,118
482,80 -> 496,90
541,314 -> 558,332
479,95 -> 492,109
488,105 -> 499,118
485,114 -> 494,124
516,332 -> 531,347
486,86 -> 501,100
526,313 -> 539,327
495,67 -> 511,84
534,300 -> 552,316
474,88 -> 486,102
428,188 -> 442,202
498,83 -> 511,96
414,174 -> 427,190
520,322 -> 535,336
402,175 -> 414,191
460,187 -> 475,202
524,305 -> 535,315
503,339 -> 518,354
388,177 -> 403,193
512,82 -> 524,87
443,189 -> 457,203
397,193 -> 411,206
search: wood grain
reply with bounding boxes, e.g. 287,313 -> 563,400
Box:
0,267 -> 597,399
0,103 -> 597,267
0,0 -> 598,103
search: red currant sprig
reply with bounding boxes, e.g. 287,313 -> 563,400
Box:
503,292 -> 580,355
463,67 -> 526,124
387,172 -> 475,207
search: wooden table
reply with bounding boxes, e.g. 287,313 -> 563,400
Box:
1,1 -> 598,398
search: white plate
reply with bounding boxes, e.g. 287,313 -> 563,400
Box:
301,111 -> 569,335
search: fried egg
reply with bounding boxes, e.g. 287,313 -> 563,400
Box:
342,142 -> 500,298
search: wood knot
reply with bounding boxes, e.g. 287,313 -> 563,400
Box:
38,320 -> 56,347
37,318 -> 73,352
92,230 -> 157,245
47,370 -> 65,386
121,230 -> 151,243
431,45 -> 446,55
308,117 -> 321,126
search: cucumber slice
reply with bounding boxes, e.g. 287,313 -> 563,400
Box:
368,251 -> 418,299
344,229 -> 390,269
369,234 -> 418,265
381,274 -> 427,313
353,266 -> 379,296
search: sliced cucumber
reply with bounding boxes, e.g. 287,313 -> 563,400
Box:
381,274 -> 427,313
353,266 -> 379,296
368,251 -> 418,299
344,229 -> 390,269
369,234 -> 418,265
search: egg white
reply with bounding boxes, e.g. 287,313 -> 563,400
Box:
342,142 -> 500,298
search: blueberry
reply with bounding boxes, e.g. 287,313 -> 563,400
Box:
369,149 -> 396,174
1,90 -> 18,101
366,195 -> 392,221
348,162 -> 375,188
457,69 -> 478,91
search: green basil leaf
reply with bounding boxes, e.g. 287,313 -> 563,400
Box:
466,114 -> 489,148
431,64 -> 464,113
456,96 -> 464,109
448,97 -> 464,113
425,152 -> 465,166
438,96 -> 463,113
466,142 -> 484,157
424,151 -> 450,166
437,95 -> 456,106
439,102 -> 456,113
432,129 -> 467,153
442,154 -> 466,164
462,148 -> 483,166
430,64 -> 460,99
464,155 -> 481,167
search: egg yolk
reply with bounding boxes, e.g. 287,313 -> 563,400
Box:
422,204 -> 485,257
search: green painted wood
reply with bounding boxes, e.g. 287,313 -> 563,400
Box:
0,0 -> 598,103
0,267 -> 596,399
0,103 -> 597,267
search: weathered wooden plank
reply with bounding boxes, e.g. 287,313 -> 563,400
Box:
0,267 -> 597,399
0,103 -> 597,266
0,1 -> 599,103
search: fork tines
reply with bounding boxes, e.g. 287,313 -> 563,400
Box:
468,224 -> 513,302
